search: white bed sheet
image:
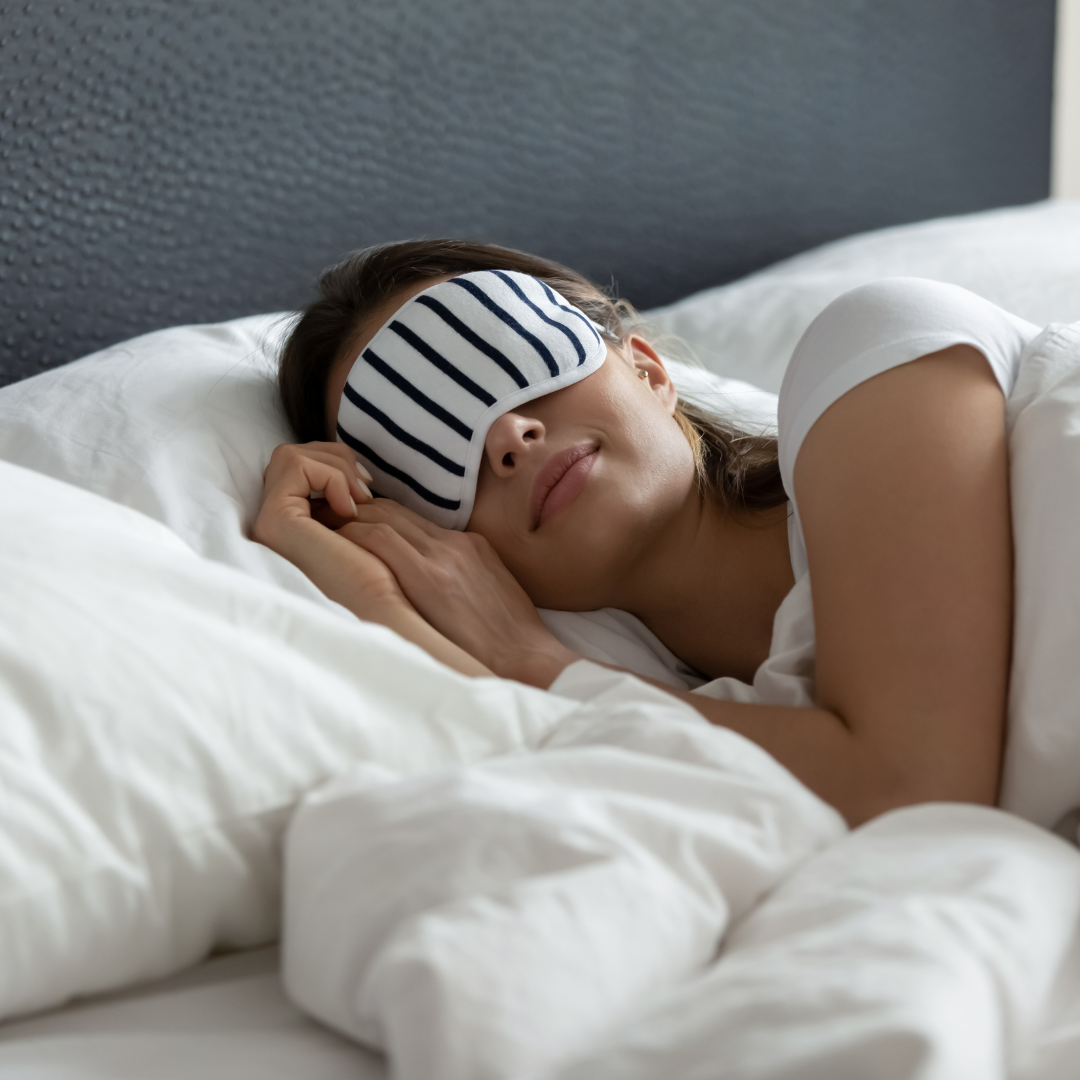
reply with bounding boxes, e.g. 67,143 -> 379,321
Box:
0,948 -> 384,1080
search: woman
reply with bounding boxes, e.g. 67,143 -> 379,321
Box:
255,239 -> 1032,827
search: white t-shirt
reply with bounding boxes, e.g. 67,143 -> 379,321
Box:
693,277 -> 1042,707
779,278 -> 1040,581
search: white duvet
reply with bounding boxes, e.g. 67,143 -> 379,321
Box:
281,322 -> 1080,1080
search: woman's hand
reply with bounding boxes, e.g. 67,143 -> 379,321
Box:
337,500 -> 579,687
253,442 -> 402,611
252,443 -> 497,679
255,441 -> 372,539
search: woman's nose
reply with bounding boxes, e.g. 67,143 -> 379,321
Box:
484,412 -> 545,476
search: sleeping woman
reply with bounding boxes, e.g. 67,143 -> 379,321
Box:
254,239 -> 1032,827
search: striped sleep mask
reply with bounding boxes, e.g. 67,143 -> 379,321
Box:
336,269 -> 608,529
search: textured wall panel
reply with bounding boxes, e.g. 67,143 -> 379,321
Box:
0,0 -> 1055,383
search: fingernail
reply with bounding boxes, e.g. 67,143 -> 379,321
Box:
349,498 -> 358,516
357,480 -> 372,500
356,462 -> 373,483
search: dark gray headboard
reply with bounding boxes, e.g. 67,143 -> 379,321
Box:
0,0 -> 1055,385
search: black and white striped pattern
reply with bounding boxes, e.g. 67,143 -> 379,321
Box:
336,269 -> 607,529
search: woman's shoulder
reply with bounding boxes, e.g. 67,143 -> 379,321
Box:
776,278 -> 1039,484
802,276 -> 975,322
773,278 -> 1042,543
785,277 -> 1030,385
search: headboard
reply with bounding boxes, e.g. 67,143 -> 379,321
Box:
0,0 -> 1056,386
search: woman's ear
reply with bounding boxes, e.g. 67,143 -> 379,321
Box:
627,335 -> 679,415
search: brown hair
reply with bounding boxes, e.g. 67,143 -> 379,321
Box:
278,239 -> 785,514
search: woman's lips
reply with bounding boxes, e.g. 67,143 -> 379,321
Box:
531,444 -> 599,529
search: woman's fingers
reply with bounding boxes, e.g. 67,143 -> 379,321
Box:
340,513 -> 478,613
290,448 -> 373,503
263,444 -> 374,517
296,457 -> 358,521
298,441 -> 374,484
339,520 -> 433,601
362,498 -> 444,537
339,514 -> 558,679
318,468 -> 358,521
351,499 -> 445,553
347,502 -> 509,589
262,443 -> 373,496
263,447 -> 358,522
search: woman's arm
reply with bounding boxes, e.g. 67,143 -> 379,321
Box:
504,345 -> 1010,825
786,343 -> 1011,819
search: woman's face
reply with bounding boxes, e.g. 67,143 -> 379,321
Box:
327,283 -> 697,610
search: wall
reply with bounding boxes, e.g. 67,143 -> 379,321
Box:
0,1 -> 1057,382
1055,0 -> 1080,196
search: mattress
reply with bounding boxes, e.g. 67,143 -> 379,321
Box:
0,949 -> 384,1080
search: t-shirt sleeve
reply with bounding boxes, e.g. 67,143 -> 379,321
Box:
777,277 -> 1040,503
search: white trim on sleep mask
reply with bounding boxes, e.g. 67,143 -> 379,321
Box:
335,269 -> 608,529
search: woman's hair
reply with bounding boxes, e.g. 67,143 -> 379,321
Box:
278,239 -> 786,514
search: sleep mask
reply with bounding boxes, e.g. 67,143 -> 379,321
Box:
336,269 -> 607,529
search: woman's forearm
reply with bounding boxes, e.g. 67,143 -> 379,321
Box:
673,689 -> 999,824
497,649 -> 872,820
682,693 -> 882,826
500,650 -> 870,822
536,655 -> 985,827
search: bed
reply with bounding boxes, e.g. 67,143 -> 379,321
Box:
4,3 -> 1080,1079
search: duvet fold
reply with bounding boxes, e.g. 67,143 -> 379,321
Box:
283,667 -> 844,1080
284,670 -> 1080,1080
554,805 -> 1080,1080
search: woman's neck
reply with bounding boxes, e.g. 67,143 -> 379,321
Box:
616,495 -> 795,684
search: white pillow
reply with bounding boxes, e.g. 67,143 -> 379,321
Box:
0,314 -> 775,689
0,315 -> 336,609
648,200 -> 1080,392
0,459 -> 576,1022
